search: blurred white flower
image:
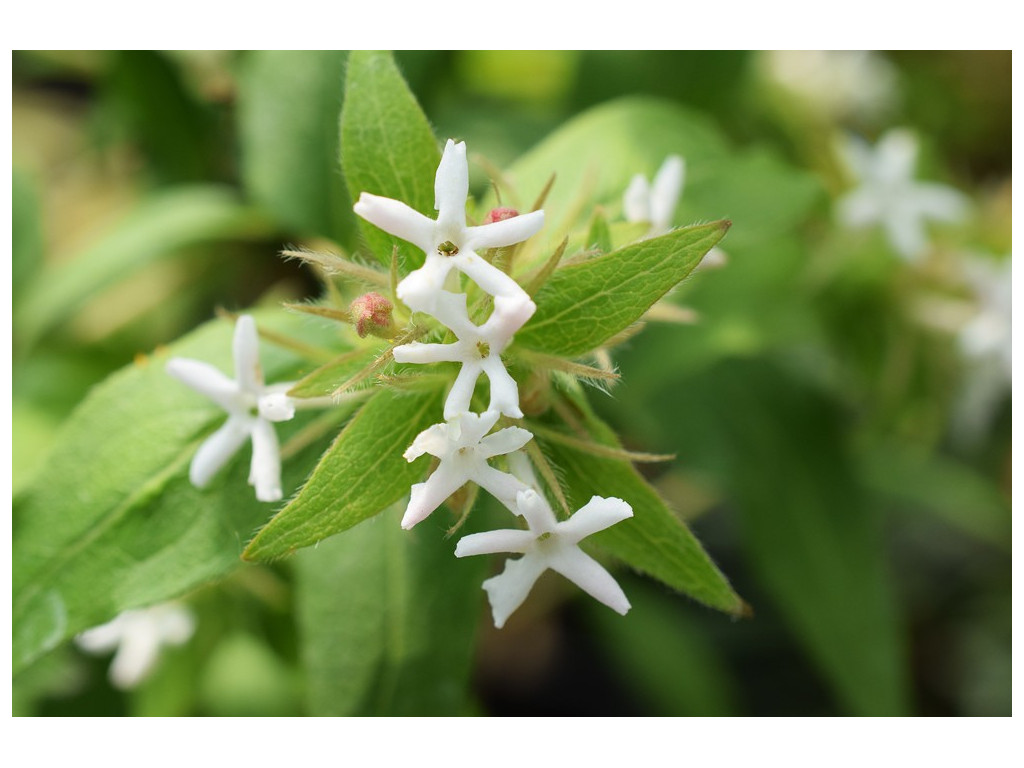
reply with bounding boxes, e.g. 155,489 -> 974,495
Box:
761,50 -> 899,123
354,138 -> 544,316
76,603 -> 195,689
455,489 -> 632,628
959,257 -> 1012,380
394,291 -> 535,419
836,128 -> 969,261
166,315 -> 295,502
401,410 -> 533,530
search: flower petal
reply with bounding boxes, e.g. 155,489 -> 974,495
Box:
108,624 -> 161,689
482,554 -> 548,629
650,155 -> 685,233
547,545 -> 630,616
910,183 -> 969,223
454,528 -> 536,557
233,315 -> 263,393
396,254 -> 456,314
258,391 -> 295,422
434,139 -> 469,231
556,495 -> 633,544
451,250 -> 529,301
249,418 -> 282,502
884,214 -> 927,261
443,361 -> 483,420
512,488 -> 557,533
474,465 -> 530,513
189,416 -> 252,488
622,174 -> 650,223
403,422 -> 450,462
481,355 -> 522,418
478,426 -> 534,459
454,409 -> 502,445
354,192 -> 436,253
166,357 -> 241,412
75,616 -> 128,653
394,341 -> 467,365
480,294 -> 536,351
875,128 -> 918,185
465,209 -> 545,250
402,463 -> 468,529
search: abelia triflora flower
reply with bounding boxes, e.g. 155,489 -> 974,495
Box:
401,410 -> 533,530
836,128 -> 968,261
166,315 -> 295,502
624,155 -> 685,237
394,291 -> 535,419
75,603 -> 195,689
455,489 -> 633,628
353,139 -> 544,315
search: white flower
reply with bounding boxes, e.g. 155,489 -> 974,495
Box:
75,603 -> 195,689
401,410 -> 533,530
624,155 -> 685,237
836,129 -> 969,261
959,256 -> 1012,380
353,139 -> 544,315
166,315 -> 295,502
393,291 -> 535,419
456,489 -> 632,628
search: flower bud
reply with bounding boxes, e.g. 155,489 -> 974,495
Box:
484,207 -> 519,224
350,292 -> 395,339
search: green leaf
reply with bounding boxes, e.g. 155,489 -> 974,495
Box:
12,312 -> 340,673
287,346 -> 379,399
293,506 -> 486,715
341,51 -> 439,268
535,387 -> 746,616
243,387 -> 442,561
16,186 -> 268,348
13,167 -> 44,299
517,221 -> 728,357
643,358 -> 910,715
238,50 -> 354,244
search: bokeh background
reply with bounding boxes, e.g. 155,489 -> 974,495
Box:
12,51 -> 1011,716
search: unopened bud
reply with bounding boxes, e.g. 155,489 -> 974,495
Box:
484,207 -> 519,224
350,292 -> 395,339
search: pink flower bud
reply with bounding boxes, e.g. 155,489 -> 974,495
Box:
484,207 -> 519,224
350,292 -> 395,338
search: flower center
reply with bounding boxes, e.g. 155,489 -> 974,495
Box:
475,341 -> 490,359
437,240 -> 459,257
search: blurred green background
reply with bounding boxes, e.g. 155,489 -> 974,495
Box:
12,51 -> 1011,716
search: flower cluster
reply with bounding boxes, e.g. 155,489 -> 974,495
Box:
355,139 -> 634,627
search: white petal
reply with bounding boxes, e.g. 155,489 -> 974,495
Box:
396,253 -> 455,314
837,133 -> 874,178
75,616 -> 127,653
481,355 -> 522,418
154,605 -> 196,645
513,489 -> 558,533
233,315 -> 263,393
189,416 -> 252,488
480,294 -> 536,351
547,545 -> 630,615
474,465 -> 530,513
402,463 -> 468,529
354,192 -> 436,253
434,139 -> 469,231
556,495 -> 633,544
465,209 -> 545,250
166,357 -> 241,412
257,391 -> 295,422
482,554 -> 548,629
479,426 -> 533,459
622,174 -> 650,222
454,528 -> 537,557
451,250 -> 529,301
108,625 -> 162,689
910,183 -> 969,223
454,409 -> 502,445
650,155 -> 685,232
394,341 -> 466,365
403,423 -> 450,462
249,418 -> 282,502
884,214 -> 928,261
875,128 -> 918,185
429,290 -> 478,339
443,361 -> 483,420
836,190 -> 882,228
506,450 -> 540,489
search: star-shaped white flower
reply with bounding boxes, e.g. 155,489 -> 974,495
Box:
402,410 -> 533,530
166,315 -> 295,502
836,129 -> 969,261
455,489 -> 633,628
75,603 -> 195,689
959,256 -> 1011,381
393,291 -> 534,419
353,139 -> 545,315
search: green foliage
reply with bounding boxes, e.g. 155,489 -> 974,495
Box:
16,186 -> 268,348
12,313 -> 332,673
12,167 -> 43,299
341,51 -> 439,268
287,346 -> 378,399
293,507 -> 486,715
238,50 -> 354,244
517,221 -> 728,356
243,388 -> 442,561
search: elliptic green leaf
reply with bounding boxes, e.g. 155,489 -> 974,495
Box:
517,221 -> 729,357
340,51 -> 439,268
238,50 -> 353,244
243,387 -> 443,561
16,186 -> 268,348
294,506 -> 486,715
12,312 -> 339,674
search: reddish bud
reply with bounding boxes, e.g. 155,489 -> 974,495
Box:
484,207 -> 519,224
350,292 -> 395,338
